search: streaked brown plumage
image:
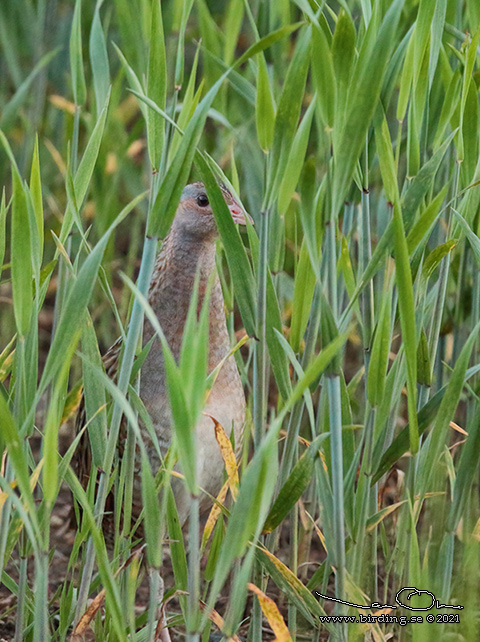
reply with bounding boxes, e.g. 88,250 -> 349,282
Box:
74,182 -> 249,537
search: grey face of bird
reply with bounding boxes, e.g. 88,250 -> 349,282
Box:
175,181 -> 252,240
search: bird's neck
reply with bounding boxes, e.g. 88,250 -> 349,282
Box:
146,226 -> 228,364
150,225 -> 217,294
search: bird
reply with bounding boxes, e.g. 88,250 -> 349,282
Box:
75,180 -> 250,539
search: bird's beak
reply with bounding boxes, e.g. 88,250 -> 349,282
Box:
228,201 -> 254,226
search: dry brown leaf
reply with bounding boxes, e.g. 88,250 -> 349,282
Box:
449,420 -> 468,436
70,548 -> 145,641
70,590 -> 106,639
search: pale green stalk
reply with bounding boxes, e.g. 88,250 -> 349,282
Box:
187,496 -> 200,641
253,205 -> 269,448
14,551 -> 27,642
146,569 -> 161,642
326,376 -> 346,639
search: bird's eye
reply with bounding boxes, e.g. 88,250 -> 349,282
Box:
196,194 -> 209,207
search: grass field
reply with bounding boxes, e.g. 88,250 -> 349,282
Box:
1,0 -> 480,640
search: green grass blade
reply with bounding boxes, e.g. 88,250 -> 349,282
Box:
70,0 -> 86,105
332,0 -> 405,215
89,4 -> 110,118
146,0 -> 166,170
11,170 -> 32,338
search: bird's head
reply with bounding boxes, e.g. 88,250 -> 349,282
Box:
174,181 -> 252,240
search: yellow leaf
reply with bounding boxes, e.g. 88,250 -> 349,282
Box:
199,601 -> 242,642
206,333 -> 250,392
201,480 -> 228,551
0,480 -> 17,514
472,517 -> 480,541
61,380 -> 83,424
305,509 -> 328,554
0,461 -> 43,533
206,413 -> 239,500
248,583 -> 292,642
0,352 -> 14,381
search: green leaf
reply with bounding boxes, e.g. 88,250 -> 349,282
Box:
179,274 -> 210,425
406,186 -> 448,252
373,362 -> 480,482
141,452 -> 163,568
422,240 -> 457,281
0,189 -> 8,282
223,0 -> 244,65
413,0 -> 436,85
420,323 -> 480,491
452,208 -> 480,265
332,10 -> 356,126
366,286 -> 392,407
263,434 -> 328,534
332,0 -> 405,214
196,153 -> 257,338
402,131 -> 456,228
392,201 -> 418,454
39,232 -> 111,395
29,136 -> 43,261
43,364 -> 70,506
0,393 -> 37,527
457,27 -> 480,162
163,344 -> 197,493
166,485 -> 188,593
146,0 -> 167,170
197,0 -> 222,88
375,112 -> 400,203
113,42 -> 147,120
11,169 -> 32,337
89,5 -> 110,119
416,329 -> 431,387
396,31 -> 415,122
255,54 -> 275,152
248,222 -> 293,400
70,89 -> 110,230
0,49 -> 58,131
290,239 -> 316,353
286,330 -> 351,412
269,26 -> 312,203
81,315 -> 107,466
168,46 -> 202,162
428,0 -> 447,88
462,79 -> 478,184
277,96 -> 315,216
311,21 -> 335,130
448,407 -> 480,531
70,0 -> 86,105
433,68 -> 461,150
